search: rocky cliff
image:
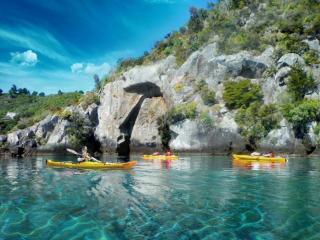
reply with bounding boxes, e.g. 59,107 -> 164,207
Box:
1,0 -> 320,156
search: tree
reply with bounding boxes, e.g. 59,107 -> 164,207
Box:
0,89 -> 3,95
18,88 -> 30,95
9,84 -> 17,98
223,79 -> 263,110
38,92 -> 45,97
94,74 -> 101,91
188,7 -> 207,33
287,64 -> 317,101
58,90 -> 63,95
31,91 -> 38,96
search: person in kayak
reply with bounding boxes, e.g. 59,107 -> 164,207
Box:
250,151 -> 261,156
77,146 -> 91,162
165,149 -> 173,156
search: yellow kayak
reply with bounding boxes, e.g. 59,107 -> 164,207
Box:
232,154 -> 286,162
142,155 -> 178,160
46,160 -> 137,169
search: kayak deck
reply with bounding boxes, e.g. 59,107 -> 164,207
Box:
47,160 -> 137,169
142,155 -> 178,160
232,154 -> 286,162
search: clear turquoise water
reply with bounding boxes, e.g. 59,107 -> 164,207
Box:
1,155 -> 320,240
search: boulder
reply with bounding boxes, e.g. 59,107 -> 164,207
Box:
169,119 -> 245,153
46,119 -> 69,145
275,67 -> 291,86
7,128 -> 35,146
34,115 -> 59,139
303,39 -> 320,55
277,53 -> 305,68
5,112 -> 17,120
259,120 -> 305,153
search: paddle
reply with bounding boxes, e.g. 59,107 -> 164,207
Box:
66,148 -> 101,162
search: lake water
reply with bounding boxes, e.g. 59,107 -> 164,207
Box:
0,155 -> 320,240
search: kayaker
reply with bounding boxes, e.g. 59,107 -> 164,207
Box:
165,149 -> 173,156
251,151 -> 261,156
78,146 -> 91,162
263,151 -> 275,158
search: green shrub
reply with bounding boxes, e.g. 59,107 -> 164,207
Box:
157,115 -> 171,150
0,91 -> 81,134
223,79 -> 263,110
199,111 -> 213,129
66,112 -> 93,149
168,102 -> 197,124
274,33 -> 309,60
80,92 -> 100,109
287,64 -> 317,101
303,51 -> 320,65
195,80 -> 216,106
282,99 -> 320,137
235,103 -> 280,142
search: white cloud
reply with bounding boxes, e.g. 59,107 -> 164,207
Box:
71,62 -> 84,73
10,50 -> 38,66
70,62 -> 110,78
0,24 -> 72,63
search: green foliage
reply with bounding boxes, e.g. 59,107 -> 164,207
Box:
0,90 -> 81,134
263,65 -> 277,78
80,92 -> 100,109
287,64 -> 317,101
157,115 -> 171,150
223,79 -> 263,110
282,99 -> 320,137
168,101 -> 197,124
235,103 -> 280,142
66,112 -> 93,149
274,33 -> 309,59
303,50 -> 320,65
199,111 -> 213,129
187,7 -> 207,33
195,80 -> 216,105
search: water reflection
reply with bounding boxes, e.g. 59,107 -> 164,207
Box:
232,159 -> 286,170
1,155 -> 320,239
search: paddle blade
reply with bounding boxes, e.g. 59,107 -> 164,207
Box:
66,148 -> 81,156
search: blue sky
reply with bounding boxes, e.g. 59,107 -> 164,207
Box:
0,0 -> 209,94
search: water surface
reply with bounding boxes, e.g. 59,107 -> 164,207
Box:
1,155 -> 320,240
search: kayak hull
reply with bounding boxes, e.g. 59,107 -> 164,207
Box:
232,154 -> 286,162
142,155 -> 178,160
47,160 -> 137,169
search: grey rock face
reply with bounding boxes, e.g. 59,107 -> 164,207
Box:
259,120 -> 305,153
34,115 -> 59,139
169,119 -> 245,153
303,39 -> 320,55
275,67 -> 291,86
0,135 -> 7,143
5,112 -> 17,120
131,97 -> 167,151
277,53 -> 305,68
46,119 -> 69,145
7,128 -> 35,146
95,80 -> 144,151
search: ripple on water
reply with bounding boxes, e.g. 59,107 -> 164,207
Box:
1,156 -> 320,239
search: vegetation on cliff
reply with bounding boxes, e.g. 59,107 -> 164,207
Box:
0,85 -> 82,134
